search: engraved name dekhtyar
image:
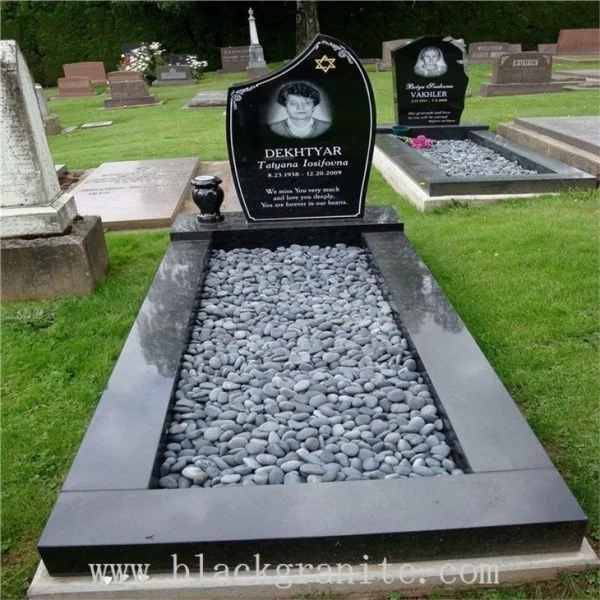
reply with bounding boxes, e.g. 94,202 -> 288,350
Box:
257,145 -> 349,170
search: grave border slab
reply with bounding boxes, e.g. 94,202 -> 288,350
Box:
375,129 -> 597,196
37,208 -> 586,575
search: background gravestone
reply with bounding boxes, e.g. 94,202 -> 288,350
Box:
107,70 -> 143,84
392,36 -> 468,126
0,40 -> 107,300
123,42 -> 142,56
377,39 -> 412,71
220,46 -> 250,72
491,52 -> 552,84
556,28 -> 600,55
468,41 -> 513,63
153,65 -> 195,86
63,62 -> 106,85
480,52 -> 563,96
167,54 -> 190,65
538,43 -> 557,55
227,34 -> 375,221
35,83 -> 61,135
56,77 -> 94,98
104,80 -> 159,108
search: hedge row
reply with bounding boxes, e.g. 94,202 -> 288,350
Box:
2,1 -> 598,87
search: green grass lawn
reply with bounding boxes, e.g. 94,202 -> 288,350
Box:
2,62 -> 599,599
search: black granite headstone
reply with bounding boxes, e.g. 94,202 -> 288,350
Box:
123,42 -> 142,57
167,54 -> 189,66
227,34 -> 376,222
392,36 -> 468,126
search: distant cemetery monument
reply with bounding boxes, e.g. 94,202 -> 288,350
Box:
0,40 -> 108,301
245,7 -> 269,79
153,65 -> 195,86
104,77 -> 160,109
219,46 -> 250,73
480,52 -> 564,97
56,76 -> 94,98
467,41 -> 522,63
62,61 -> 107,85
556,28 -> 600,55
376,39 -> 412,71
34,83 -> 61,135
107,70 -> 143,84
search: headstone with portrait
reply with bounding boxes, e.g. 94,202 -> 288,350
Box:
391,36 -> 468,126
227,34 -> 375,222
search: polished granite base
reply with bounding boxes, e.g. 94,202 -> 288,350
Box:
37,208 -> 587,575
375,130 -> 596,199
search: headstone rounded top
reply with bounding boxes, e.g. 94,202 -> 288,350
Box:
227,33 -> 376,222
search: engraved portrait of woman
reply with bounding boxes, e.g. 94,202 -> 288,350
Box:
269,82 -> 331,139
414,47 -> 448,77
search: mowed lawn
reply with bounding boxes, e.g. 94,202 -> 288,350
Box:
1,61 -> 599,599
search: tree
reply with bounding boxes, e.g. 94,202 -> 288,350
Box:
296,0 -> 320,55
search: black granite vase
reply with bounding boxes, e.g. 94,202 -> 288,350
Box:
191,175 -> 225,222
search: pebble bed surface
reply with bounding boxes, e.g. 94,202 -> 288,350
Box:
158,244 -> 463,489
417,139 -> 539,178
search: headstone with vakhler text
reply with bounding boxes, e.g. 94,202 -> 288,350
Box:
227,34 -> 375,221
392,36 -> 468,126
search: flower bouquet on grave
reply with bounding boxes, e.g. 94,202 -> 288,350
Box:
185,55 -> 209,80
118,42 -> 165,84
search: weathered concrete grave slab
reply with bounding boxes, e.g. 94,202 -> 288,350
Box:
183,90 -> 228,108
71,157 -> 200,229
498,116 -> 600,177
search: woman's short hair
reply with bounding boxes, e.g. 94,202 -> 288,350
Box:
277,82 -> 321,106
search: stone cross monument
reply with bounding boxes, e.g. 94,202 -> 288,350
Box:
246,7 -> 269,79
0,40 -> 108,301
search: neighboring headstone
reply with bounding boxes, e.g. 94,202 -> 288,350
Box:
392,36 -> 468,126
556,28 -> 600,55
56,77 -> 94,98
123,42 -> 142,56
538,43 -> 557,55
246,8 -> 269,79
227,33 -> 375,221
153,65 -> 195,86
107,70 -> 144,84
63,62 -> 107,85
480,52 -> 564,97
63,126 -> 78,133
220,46 -> 251,73
35,83 -> 61,135
34,83 -> 49,116
104,79 -> 159,109
468,41 -> 517,63
376,39 -> 411,71
167,54 -> 189,65
71,157 -> 200,229
0,40 -> 107,301
184,91 -> 228,108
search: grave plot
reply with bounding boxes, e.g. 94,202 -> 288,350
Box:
33,34 -> 593,597
374,128 -> 596,210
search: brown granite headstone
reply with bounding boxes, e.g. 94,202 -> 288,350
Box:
56,77 -> 94,98
104,80 -> 159,108
63,62 -> 106,85
219,46 -> 250,72
468,41 -> 512,62
377,39 -> 412,71
556,28 -> 600,55
107,70 -> 144,84
538,44 -> 557,55
491,52 -> 552,84
153,65 -> 195,86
